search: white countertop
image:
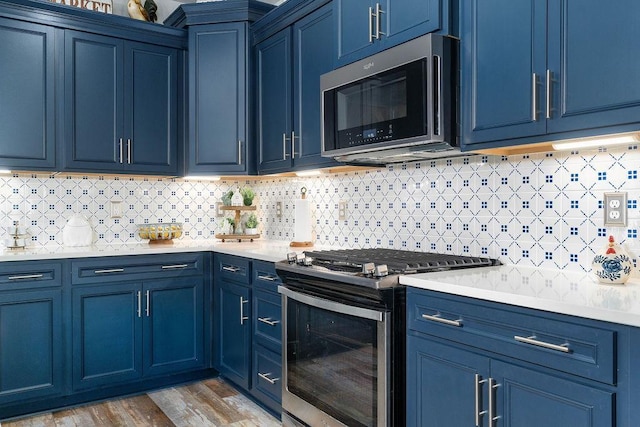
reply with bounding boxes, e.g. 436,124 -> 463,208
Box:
0,239 -> 312,263
401,265 -> 640,328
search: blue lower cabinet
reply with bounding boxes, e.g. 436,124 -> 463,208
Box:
214,279 -> 251,389
251,345 -> 282,414
0,289 -> 64,404
72,283 -> 143,390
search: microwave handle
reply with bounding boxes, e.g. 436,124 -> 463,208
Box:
433,54 -> 442,137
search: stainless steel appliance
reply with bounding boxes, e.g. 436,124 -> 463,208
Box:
276,249 -> 499,427
321,34 -> 459,165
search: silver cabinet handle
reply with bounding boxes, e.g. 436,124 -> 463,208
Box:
161,264 -> 188,270
258,317 -> 280,326
94,268 -> 124,274
237,140 -> 242,165
257,274 -> 277,281
488,378 -> 499,426
282,133 -> 288,160
137,291 -> 142,318
545,69 -> 553,119
421,313 -> 462,327
145,290 -> 150,317
514,335 -> 570,353
240,297 -> 249,325
531,73 -> 538,121
368,6 -> 374,43
222,265 -> 240,273
119,138 -> 124,164
258,372 -> 280,385
475,374 -> 487,427
291,131 -> 297,159
374,2 -> 385,39
8,273 -> 44,280
127,138 -> 132,164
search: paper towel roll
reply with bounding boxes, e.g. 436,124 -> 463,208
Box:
294,198 -> 312,243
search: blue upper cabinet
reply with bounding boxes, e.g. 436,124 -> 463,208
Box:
334,0 -> 442,66
63,31 -> 179,175
461,0 -> 640,150
257,2 -> 338,173
0,18 -> 57,170
187,22 -> 251,175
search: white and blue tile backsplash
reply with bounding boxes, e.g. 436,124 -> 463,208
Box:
1,144 -> 639,273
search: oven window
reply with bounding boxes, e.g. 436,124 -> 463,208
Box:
286,298 -> 380,427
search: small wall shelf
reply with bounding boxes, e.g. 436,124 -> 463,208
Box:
215,205 -> 260,242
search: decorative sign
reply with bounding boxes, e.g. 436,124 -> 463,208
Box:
50,0 -> 113,14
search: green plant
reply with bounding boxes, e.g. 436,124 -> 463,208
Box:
226,217 -> 235,227
221,190 -> 233,206
245,213 -> 258,229
240,187 -> 255,206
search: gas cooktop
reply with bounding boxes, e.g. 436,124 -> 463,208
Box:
276,248 -> 500,289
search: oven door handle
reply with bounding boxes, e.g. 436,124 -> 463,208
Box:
278,285 -> 384,322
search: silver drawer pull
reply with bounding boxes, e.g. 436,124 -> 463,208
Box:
161,264 -> 188,270
421,313 -> 462,327
222,266 -> 240,273
94,268 -> 124,274
258,372 -> 280,385
257,274 -> 277,281
258,317 -> 280,326
514,335 -> 570,353
8,273 -> 44,280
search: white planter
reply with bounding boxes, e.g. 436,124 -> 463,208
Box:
245,228 -> 258,235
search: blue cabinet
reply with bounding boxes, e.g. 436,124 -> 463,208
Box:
0,18 -> 57,170
257,3 -> 338,173
72,255 -> 206,390
406,288 -> 618,426
0,262 -> 64,406
187,22 -> 251,175
63,31 -> 178,175
334,0 -> 442,66
461,0 -> 640,150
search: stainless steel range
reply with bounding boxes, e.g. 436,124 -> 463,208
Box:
276,249 -> 499,427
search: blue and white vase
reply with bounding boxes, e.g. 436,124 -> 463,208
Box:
592,236 -> 633,284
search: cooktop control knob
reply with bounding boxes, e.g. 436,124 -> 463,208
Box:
296,253 -> 307,265
374,264 -> 389,277
362,262 -> 375,276
287,252 -> 298,264
302,257 -> 314,266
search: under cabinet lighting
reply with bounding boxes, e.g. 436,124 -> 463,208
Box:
0,169 -> 11,175
552,133 -> 640,151
295,170 -> 322,177
183,175 -> 221,181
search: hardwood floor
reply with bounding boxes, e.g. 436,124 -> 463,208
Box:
1,378 -> 281,427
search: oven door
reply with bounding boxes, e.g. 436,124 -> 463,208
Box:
279,285 -> 390,427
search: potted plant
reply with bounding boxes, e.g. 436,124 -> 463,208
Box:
244,213 -> 258,235
221,190 -> 234,206
240,186 -> 256,206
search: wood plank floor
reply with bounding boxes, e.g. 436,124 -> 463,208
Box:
1,378 -> 281,427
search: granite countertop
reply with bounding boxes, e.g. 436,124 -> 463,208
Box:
401,265 -> 640,328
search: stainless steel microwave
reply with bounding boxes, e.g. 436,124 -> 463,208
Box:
321,34 -> 459,165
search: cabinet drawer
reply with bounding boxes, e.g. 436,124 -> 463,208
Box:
71,253 -> 204,285
216,254 -> 250,285
0,261 -> 62,290
407,289 -> 616,385
253,287 -> 282,352
253,260 -> 281,292
253,345 -> 282,406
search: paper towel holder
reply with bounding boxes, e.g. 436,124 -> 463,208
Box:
290,187 -> 314,248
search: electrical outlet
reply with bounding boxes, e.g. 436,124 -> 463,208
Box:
338,200 -> 347,221
276,201 -> 282,218
110,200 -> 123,218
604,192 -> 627,226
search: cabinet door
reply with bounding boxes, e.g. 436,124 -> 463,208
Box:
461,0 -> 547,147
0,290 -> 63,404
257,28 -> 293,173
72,283 -> 142,390
188,23 -> 249,174
546,0 -> 640,134
386,0 -> 441,45
334,0 -> 377,66
64,31 -> 124,171
292,3 -> 339,171
0,18 -> 56,170
407,335 -> 490,427
214,280 -> 251,389
125,42 -> 178,175
492,360 -> 614,427
143,277 -> 205,377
